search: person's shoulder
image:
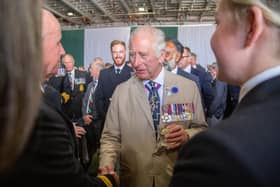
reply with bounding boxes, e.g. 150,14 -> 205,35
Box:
100,66 -> 114,75
124,64 -> 133,72
178,68 -> 198,80
35,100 -> 68,133
167,70 -> 196,87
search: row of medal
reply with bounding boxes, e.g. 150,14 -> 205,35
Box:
161,103 -> 195,123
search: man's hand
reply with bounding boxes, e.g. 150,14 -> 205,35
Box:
165,123 -> 189,150
73,123 -> 86,138
83,114 -> 93,125
98,165 -> 119,186
99,165 -> 114,175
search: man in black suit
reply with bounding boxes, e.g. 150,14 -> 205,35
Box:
95,40 -> 133,129
223,84 -> 240,119
186,49 -> 213,115
206,63 -> 227,127
164,39 -> 201,91
62,54 -> 91,122
1,9 -> 117,187
169,0 -> 280,186
81,58 -> 105,171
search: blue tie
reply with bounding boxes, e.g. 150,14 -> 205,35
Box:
146,81 -> 161,139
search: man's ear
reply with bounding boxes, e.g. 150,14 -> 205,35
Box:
245,6 -> 265,47
159,49 -> 166,64
175,52 -> 181,62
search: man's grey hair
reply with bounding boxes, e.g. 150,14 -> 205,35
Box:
129,26 -> 166,58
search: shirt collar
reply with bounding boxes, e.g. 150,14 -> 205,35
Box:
239,65 -> 280,102
171,67 -> 178,74
184,65 -> 191,73
143,67 -> 165,87
114,63 -> 125,71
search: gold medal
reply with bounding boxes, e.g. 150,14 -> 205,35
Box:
79,84 -> 84,92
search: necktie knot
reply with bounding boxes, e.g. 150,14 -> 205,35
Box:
147,81 -> 160,92
116,68 -> 120,74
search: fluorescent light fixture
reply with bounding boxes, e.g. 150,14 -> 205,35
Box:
138,7 -> 145,12
67,12 -> 74,16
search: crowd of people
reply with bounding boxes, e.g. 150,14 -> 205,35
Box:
1,0 -> 280,187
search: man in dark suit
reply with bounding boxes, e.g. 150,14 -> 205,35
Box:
94,40 -> 133,129
169,0 -> 280,186
62,54 -> 91,122
190,52 -> 206,72
223,84 -> 240,119
81,58 -> 105,170
206,63 -> 227,127
1,9 -> 117,187
186,49 -> 213,115
164,39 -> 201,91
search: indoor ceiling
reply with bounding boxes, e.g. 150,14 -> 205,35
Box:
44,0 -> 217,29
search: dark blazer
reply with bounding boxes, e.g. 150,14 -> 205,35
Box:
95,64 -> 133,121
62,69 -> 91,121
191,68 -> 214,114
224,84 -> 240,119
81,80 -> 100,158
177,68 -> 201,92
43,83 -> 62,111
207,79 -> 228,119
0,92 -> 116,187
170,75 -> 280,187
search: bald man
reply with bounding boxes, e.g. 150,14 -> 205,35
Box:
2,9 -> 118,187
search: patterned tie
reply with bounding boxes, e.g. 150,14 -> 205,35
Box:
115,68 -> 120,75
86,80 -> 98,114
145,81 -> 161,139
86,86 -> 95,114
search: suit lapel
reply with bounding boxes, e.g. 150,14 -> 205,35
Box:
133,77 -> 154,129
162,70 -> 179,106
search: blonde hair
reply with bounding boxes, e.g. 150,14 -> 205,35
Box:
222,0 -> 280,26
0,0 -> 42,170
110,40 -> 126,51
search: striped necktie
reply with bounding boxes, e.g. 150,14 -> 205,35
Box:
145,81 -> 161,139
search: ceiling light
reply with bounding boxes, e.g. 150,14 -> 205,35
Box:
67,12 -> 74,16
138,7 -> 145,12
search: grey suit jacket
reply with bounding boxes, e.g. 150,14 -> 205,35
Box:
100,69 -> 207,187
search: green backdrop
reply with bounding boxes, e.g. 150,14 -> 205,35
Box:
61,30 -> 84,67
62,27 -> 178,67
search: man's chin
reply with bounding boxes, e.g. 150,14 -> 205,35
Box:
135,71 -> 148,80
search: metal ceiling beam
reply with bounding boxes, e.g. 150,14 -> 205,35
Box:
89,0 -> 118,22
61,0 -> 94,23
43,4 -> 81,25
148,0 -> 156,19
199,0 -> 211,22
177,0 -> 183,21
120,0 -> 131,13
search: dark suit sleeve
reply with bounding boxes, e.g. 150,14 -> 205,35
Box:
201,72 -> 215,112
169,129 -> 258,187
23,102 -> 115,187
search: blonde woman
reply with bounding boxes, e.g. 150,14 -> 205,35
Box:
0,0 -> 42,171
170,0 -> 280,186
